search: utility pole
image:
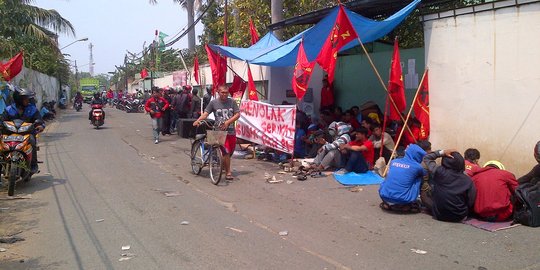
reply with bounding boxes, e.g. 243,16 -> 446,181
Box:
89,43 -> 94,76
271,0 -> 283,39
74,60 -> 79,92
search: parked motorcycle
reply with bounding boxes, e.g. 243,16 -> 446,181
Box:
90,104 -> 104,129
125,98 -> 142,113
74,100 -> 83,112
0,119 -> 41,196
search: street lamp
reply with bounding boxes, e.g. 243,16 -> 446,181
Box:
60,37 -> 89,50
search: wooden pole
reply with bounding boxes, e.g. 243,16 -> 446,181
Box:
355,36 -> 416,142
382,69 -> 428,177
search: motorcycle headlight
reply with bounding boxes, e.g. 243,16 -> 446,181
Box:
4,124 -> 17,133
18,125 -> 31,133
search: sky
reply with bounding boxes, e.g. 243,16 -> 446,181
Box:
34,0 -> 204,75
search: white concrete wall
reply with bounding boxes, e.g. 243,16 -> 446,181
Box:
423,2 -> 540,175
12,67 -> 61,109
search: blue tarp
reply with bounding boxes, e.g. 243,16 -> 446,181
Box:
208,0 -> 421,67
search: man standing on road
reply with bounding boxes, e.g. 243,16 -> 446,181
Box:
193,85 -> 240,181
144,88 -> 170,144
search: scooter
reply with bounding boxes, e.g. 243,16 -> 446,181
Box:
74,100 -> 83,112
0,119 -> 41,196
90,104 -> 104,129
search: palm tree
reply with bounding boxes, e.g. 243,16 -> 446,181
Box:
0,0 -> 76,46
149,0 -> 197,52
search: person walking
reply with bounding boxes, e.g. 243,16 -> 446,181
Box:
193,85 -> 240,180
144,88 -> 170,144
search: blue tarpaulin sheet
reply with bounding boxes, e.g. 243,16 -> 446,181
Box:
208,0 -> 420,67
333,171 -> 384,186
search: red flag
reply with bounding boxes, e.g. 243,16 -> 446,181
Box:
229,74 -> 246,96
193,56 -> 200,84
316,6 -> 358,84
249,19 -> 259,45
140,68 -> 148,79
0,52 -> 24,81
414,70 -> 430,140
292,40 -> 315,100
223,32 -> 228,46
205,45 -> 227,92
247,65 -> 258,101
388,38 -> 407,121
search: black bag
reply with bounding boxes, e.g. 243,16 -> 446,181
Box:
513,181 -> 540,227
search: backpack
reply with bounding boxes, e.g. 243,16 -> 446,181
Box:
513,180 -> 540,227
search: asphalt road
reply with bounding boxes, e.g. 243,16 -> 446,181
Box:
0,107 -> 539,270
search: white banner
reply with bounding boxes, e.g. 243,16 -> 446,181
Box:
235,100 -> 296,154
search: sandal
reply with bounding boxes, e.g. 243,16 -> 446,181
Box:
379,202 -> 392,211
225,174 -> 234,180
310,171 -> 325,178
296,173 -> 307,181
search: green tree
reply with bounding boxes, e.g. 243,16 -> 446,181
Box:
0,0 -> 76,82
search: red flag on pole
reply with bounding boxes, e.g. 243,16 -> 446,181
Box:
316,6 -> 358,84
140,68 -> 148,79
229,74 -> 246,96
414,70 -> 430,140
249,19 -> 260,45
0,51 -> 24,81
388,38 -> 407,121
247,64 -> 258,101
292,40 -> 315,100
193,56 -> 200,84
205,45 -> 227,93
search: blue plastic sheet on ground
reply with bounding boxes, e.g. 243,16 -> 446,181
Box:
333,171 -> 384,186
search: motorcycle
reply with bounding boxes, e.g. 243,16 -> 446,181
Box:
74,100 -> 83,112
58,97 -> 67,109
90,104 -> 104,129
125,98 -> 141,113
0,119 -> 41,196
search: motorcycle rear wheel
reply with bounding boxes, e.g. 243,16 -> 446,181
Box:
7,163 -> 17,196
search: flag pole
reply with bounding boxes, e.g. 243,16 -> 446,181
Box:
354,36 -> 416,142
382,69 -> 428,177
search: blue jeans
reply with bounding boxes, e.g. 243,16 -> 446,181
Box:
345,151 -> 369,173
151,117 -> 162,140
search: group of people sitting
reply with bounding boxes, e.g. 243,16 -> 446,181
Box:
378,141 -> 540,222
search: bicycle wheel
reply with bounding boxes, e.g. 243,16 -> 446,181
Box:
208,145 -> 223,185
190,140 -> 203,175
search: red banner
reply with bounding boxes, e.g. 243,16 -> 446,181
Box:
414,70 -> 430,140
388,38 -> 406,121
249,19 -> 260,45
229,74 -> 246,97
292,40 -> 315,100
0,52 -> 23,81
316,6 -> 358,84
247,64 -> 258,101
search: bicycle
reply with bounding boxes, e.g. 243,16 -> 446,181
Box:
190,120 -> 226,185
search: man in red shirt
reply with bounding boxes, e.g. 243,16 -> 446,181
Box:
320,78 -> 334,111
337,127 -> 374,174
464,148 -> 481,176
144,87 -> 170,144
471,161 -> 518,221
343,109 -> 360,129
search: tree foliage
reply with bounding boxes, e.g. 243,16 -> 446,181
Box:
0,0 -> 76,84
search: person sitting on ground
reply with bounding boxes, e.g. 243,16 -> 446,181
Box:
337,127 -> 374,174
518,141 -> 540,185
342,109 -> 360,130
294,120 -> 307,158
378,143 -> 427,213
464,148 -> 481,176
424,149 -> 476,222
417,140 -> 434,211
360,117 -> 374,137
40,102 -> 55,121
333,106 -> 343,122
351,105 -> 362,124
470,160 -> 518,221
369,123 -> 395,163
304,123 -> 325,158
310,121 -> 351,172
